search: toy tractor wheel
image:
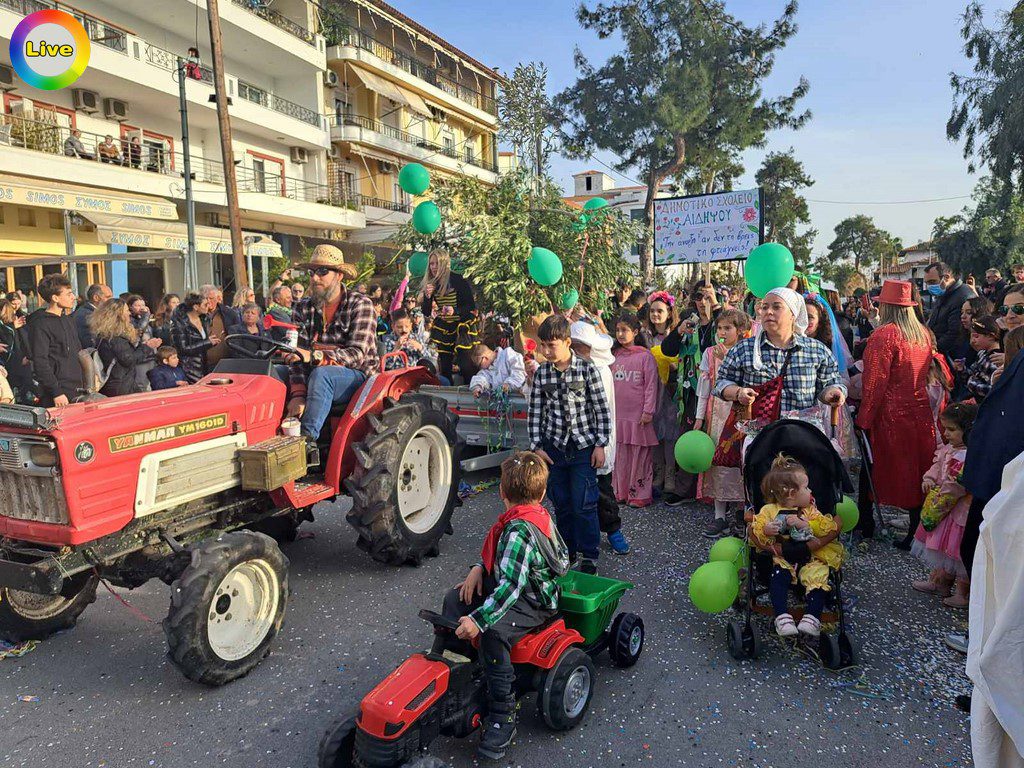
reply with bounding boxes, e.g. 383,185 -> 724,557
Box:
608,612 -> 645,667
346,393 -> 461,566
819,633 -> 843,670
727,619 -> 761,661
317,713 -> 357,768
0,571 -> 98,642
539,648 -> 596,731
163,531 -> 288,686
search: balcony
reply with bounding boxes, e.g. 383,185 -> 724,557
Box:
326,24 -> 498,119
328,113 -> 498,181
237,80 -> 321,128
230,0 -> 314,46
0,114 -> 363,231
0,0 -> 127,52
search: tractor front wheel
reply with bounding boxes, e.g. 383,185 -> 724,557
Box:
346,393 -> 461,565
163,531 -> 288,686
0,571 -> 98,642
318,713 -> 357,768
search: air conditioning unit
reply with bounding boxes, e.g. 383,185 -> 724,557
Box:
290,146 -> 309,164
9,97 -> 32,116
72,89 -> 100,114
378,161 -> 396,174
329,145 -> 342,161
428,105 -> 448,122
103,98 -> 129,121
0,64 -> 14,91
323,70 -> 339,88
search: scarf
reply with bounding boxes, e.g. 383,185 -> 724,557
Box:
753,287 -> 809,370
806,293 -> 849,372
481,503 -> 554,573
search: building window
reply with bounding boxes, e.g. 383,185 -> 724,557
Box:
17,208 -> 34,227
49,211 -> 63,229
630,208 -> 645,256
585,176 -> 593,191
342,170 -> 356,201
252,158 -> 267,194
443,135 -> 455,157
464,145 -> 475,165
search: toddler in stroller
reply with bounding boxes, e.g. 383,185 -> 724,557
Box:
726,418 -> 857,669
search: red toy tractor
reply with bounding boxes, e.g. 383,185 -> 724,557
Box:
318,571 -> 645,768
0,339 -> 462,685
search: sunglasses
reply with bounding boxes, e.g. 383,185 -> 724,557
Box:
307,266 -> 336,277
998,303 -> 1024,316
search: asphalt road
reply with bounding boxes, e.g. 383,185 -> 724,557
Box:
0,477 -> 973,768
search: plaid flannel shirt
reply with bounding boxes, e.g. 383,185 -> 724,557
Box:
713,334 -> 844,412
289,291 -> 379,396
967,349 -> 999,401
528,353 -> 612,451
470,520 -> 565,630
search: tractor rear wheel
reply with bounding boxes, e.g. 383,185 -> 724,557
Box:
163,531 -> 288,686
346,393 -> 461,565
0,571 -> 98,642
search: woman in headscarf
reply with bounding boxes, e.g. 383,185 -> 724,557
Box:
713,286 -> 846,416
855,280 -> 938,550
421,248 -> 477,381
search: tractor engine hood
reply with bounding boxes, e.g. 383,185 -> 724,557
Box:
0,374 -> 286,546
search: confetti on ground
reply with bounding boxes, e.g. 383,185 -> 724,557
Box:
458,477 -> 500,500
17,695 -> 39,703
0,640 -> 38,659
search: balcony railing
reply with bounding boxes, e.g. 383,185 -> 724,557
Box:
0,0 -> 128,52
0,114 -> 353,212
238,80 -> 321,127
327,112 -> 498,173
144,44 -> 215,85
230,0 -> 315,46
329,26 -> 497,116
357,194 -> 410,213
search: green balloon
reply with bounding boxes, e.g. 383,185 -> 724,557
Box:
745,242 -> 795,298
583,197 -> 609,211
689,561 -> 740,614
572,220 -> 587,233
836,495 -> 859,533
398,163 -> 430,196
412,201 -> 441,235
559,288 -> 579,310
407,251 -> 428,278
528,246 -> 563,287
579,213 -> 591,226
709,536 -> 749,570
674,430 -> 715,473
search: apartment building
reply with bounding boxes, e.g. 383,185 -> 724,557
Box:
0,0 -> 364,305
319,0 -> 503,244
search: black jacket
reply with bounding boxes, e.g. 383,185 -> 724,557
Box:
926,281 -> 975,357
27,309 -> 83,405
170,307 -> 213,383
422,272 -> 475,319
97,335 -> 149,397
73,302 -> 97,350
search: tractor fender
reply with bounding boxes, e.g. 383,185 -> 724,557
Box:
509,619 -> 584,670
358,653 -> 450,740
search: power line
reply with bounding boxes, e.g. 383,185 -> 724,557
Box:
806,195 -> 973,205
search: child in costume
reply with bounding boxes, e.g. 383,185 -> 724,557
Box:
470,342 -> 526,397
694,309 -> 751,537
751,453 -> 844,638
911,402 -> 977,608
382,309 -> 436,371
442,451 -> 569,761
611,312 -> 659,508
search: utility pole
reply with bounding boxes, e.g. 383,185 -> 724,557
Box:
177,56 -> 198,293
205,0 -> 248,289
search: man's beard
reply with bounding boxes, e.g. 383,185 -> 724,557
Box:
311,282 -> 340,307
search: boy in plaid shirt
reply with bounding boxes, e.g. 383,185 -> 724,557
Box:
441,451 -> 569,761
529,315 -> 612,575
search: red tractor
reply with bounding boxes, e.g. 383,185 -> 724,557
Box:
0,339 -> 461,685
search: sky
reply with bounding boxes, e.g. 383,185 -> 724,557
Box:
397,0 -> 1012,259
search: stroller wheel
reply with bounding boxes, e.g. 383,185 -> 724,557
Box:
838,632 -> 858,667
819,633 -> 842,670
726,620 -> 759,661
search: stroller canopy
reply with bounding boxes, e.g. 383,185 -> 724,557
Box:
744,419 -> 853,516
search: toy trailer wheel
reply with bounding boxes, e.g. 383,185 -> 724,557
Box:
607,612 -> 645,667
346,393 -> 462,566
539,648 -> 596,731
726,619 -> 760,661
163,531 -> 288,686
0,572 -> 98,642
318,713 -> 357,768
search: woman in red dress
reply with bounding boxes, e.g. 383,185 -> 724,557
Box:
856,280 -> 938,549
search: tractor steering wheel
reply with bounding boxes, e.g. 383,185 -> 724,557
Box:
418,609 -> 460,631
224,333 -> 300,361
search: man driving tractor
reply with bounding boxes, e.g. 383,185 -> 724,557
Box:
283,244 -> 380,444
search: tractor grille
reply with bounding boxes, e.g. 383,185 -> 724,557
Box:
0,436 -> 22,471
0,471 -> 69,525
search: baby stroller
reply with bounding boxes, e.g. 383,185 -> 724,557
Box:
726,417 -> 857,669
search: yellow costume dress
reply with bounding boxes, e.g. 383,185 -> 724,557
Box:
752,503 -> 844,592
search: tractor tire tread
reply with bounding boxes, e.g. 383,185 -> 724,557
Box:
0,572 -> 99,642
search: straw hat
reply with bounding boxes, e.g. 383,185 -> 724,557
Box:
294,244 -> 357,277
878,280 -> 915,307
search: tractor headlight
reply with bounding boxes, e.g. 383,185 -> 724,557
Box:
29,443 -> 59,468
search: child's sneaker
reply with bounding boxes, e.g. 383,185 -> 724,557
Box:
478,697 -> 517,761
663,492 -> 685,507
577,558 -> 598,575
702,518 -> 729,539
607,530 -> 630,555
796,614 -> 821,637
774,613 -> 798,637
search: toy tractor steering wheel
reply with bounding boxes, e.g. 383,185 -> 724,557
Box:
418,609 -> 460,631
224,333 -> 300,361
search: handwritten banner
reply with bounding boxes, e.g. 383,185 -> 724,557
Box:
653,188 -> 763,265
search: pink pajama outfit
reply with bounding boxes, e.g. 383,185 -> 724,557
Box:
611,345 -> 659,507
